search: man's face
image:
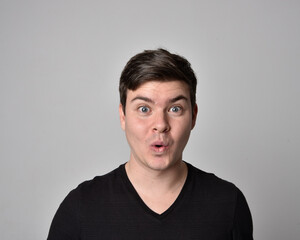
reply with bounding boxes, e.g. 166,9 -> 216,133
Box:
119,80 -> 197,172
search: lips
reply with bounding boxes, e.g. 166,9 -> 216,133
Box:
150,141 -> 169,153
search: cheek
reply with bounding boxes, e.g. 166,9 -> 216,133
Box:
125,117 -> 149,141
171,119 -> 192,144
178,127 -> 192,142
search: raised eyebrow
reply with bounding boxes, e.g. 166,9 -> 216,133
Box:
130,95 -> 188,103
131,96 -> 154,103
168,95 -> 188,103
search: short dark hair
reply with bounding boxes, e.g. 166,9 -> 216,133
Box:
119,48 -> 197,114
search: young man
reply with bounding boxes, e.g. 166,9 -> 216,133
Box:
48,49 -> 253,239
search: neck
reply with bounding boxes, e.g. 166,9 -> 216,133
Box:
125,159 -> 188,196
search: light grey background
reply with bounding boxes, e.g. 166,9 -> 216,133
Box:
1,0 -> 299,239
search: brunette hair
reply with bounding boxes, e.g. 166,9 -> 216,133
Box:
119,48 -> 197,113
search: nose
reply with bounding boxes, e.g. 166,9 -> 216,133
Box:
153,111 -> 170,133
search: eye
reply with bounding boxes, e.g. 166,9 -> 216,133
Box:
138,106 -> 150,113
169,106 -> 182,113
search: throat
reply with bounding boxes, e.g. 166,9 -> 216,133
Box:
125,161 -> 188,214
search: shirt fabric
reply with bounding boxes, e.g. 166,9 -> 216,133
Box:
47,162 -> 253,240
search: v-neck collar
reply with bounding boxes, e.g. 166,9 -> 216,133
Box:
119,162 -> 192,221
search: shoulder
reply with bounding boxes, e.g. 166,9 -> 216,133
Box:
47,165 -> 125,239
186,162 -> 241,201
53,164 -> 125,219
185,163 -> 253,238
71,164 -> 125,200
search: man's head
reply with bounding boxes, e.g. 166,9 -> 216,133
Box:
119,49 -> 197,115
119,49 -> 198,171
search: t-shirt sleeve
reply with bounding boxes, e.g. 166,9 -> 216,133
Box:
47,188 -> 81,240
232,188 -> 254,240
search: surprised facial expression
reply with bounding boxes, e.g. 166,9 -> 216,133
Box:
119,80 -> 197,172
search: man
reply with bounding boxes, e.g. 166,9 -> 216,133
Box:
48,49 -> 253,239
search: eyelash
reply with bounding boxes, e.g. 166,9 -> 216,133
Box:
138,106 -> 150,113
137,105 -> 183,114
169,106 -> 182,113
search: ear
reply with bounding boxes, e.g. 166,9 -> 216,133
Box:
119,104 -> 126,131
191,104 -> 198,130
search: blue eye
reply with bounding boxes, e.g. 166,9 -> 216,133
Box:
170,106 -> 181,113
139,106 -> 150,113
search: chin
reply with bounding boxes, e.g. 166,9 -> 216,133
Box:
146,158 -> 178,171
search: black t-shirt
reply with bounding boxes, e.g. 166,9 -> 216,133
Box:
47,163 -> 253,239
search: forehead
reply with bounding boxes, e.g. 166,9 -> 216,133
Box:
127,80 -> 190,101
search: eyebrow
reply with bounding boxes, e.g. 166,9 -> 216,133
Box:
168,95 -> 188,103
131,96 -> 154,103
131,95 -> 188,104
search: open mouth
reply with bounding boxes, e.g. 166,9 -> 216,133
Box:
151,142 -> 169,153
